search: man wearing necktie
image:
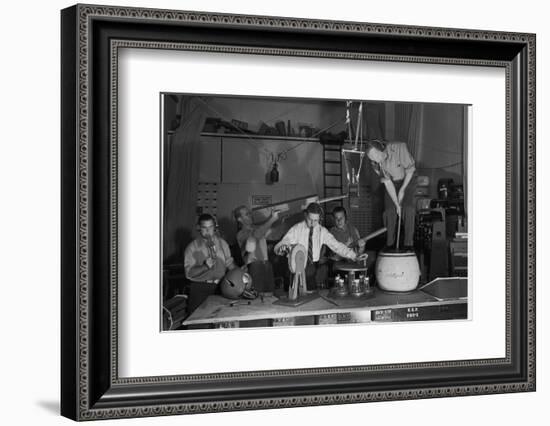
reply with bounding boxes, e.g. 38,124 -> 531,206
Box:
275,203 -> 368,291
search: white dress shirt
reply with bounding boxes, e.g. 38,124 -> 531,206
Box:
275,221 -> 356,262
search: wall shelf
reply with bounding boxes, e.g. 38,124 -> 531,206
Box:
200,132 -> 321,142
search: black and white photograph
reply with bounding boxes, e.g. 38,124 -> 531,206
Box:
161,94 -> 469,331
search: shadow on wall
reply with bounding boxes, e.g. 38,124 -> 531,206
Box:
36,400 -> 59,416
217,216 -> 237,243
165,227 -> 193,265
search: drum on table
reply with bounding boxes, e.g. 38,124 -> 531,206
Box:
375,250 -> 420,292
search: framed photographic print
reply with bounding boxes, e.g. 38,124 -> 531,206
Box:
61,3 -> 536,421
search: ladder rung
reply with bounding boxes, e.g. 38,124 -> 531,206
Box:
323,160 -> 341,164
324,148 -> 342,152
324,173 -> 341,176
325,186 -> 342,189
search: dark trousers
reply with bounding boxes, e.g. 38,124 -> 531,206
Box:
384,179 -> 415,247
248,261 -> 274,294
187,282 -> 217,316
305,262 -> 328,291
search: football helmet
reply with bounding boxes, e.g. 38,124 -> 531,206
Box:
220,268 -> 257,300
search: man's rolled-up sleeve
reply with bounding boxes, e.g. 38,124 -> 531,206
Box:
274,225 -> 297,253
398,143 -> 416,172
322,228 -> 355,259
221,240 -> 235,269
183,244 -> 195,279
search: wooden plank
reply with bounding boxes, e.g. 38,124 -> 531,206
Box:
183,294 -> 337,325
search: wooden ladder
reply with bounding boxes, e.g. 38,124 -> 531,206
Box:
322,143 -> 344,223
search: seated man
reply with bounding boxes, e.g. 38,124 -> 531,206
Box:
274,203 -> 367,291
329,206 -> 366,262
184,214 -> 236,315
234,205 -> 279,295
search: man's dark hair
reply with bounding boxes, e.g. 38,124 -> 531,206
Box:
305,202 -> 323,216
233,205 -> 247,222
332,206 -> 347,218
366,139 -> 386,154
197,213 -> 215,225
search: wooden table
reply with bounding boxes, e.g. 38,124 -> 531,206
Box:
182,278 -> 468,328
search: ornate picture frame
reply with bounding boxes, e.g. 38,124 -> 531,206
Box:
61,4 -> 535,420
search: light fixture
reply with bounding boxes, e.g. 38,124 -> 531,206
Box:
269,162 -> 279,183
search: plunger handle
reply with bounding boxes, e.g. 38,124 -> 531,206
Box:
396,206 -> 402,250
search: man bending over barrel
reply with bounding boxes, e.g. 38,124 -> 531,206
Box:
366,140 -> 416,249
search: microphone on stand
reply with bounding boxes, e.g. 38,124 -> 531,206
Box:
205,235 -> 217,262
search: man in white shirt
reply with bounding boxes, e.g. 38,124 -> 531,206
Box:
275,203 -> 367,291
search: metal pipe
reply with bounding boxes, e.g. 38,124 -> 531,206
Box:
396,209 -> 402,250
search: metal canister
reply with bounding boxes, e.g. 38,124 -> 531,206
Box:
363,275 -> 370,291
350,278 -> 364,297
334,275 -> 348,296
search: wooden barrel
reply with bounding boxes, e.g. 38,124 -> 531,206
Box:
375,250 -> 420,292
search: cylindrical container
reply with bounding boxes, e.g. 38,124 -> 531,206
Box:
375,250 -> 421,292
363,275 -> 371,292
350,278 -> 364,297
347,272 -> 354,290
334,276 -> 348,296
